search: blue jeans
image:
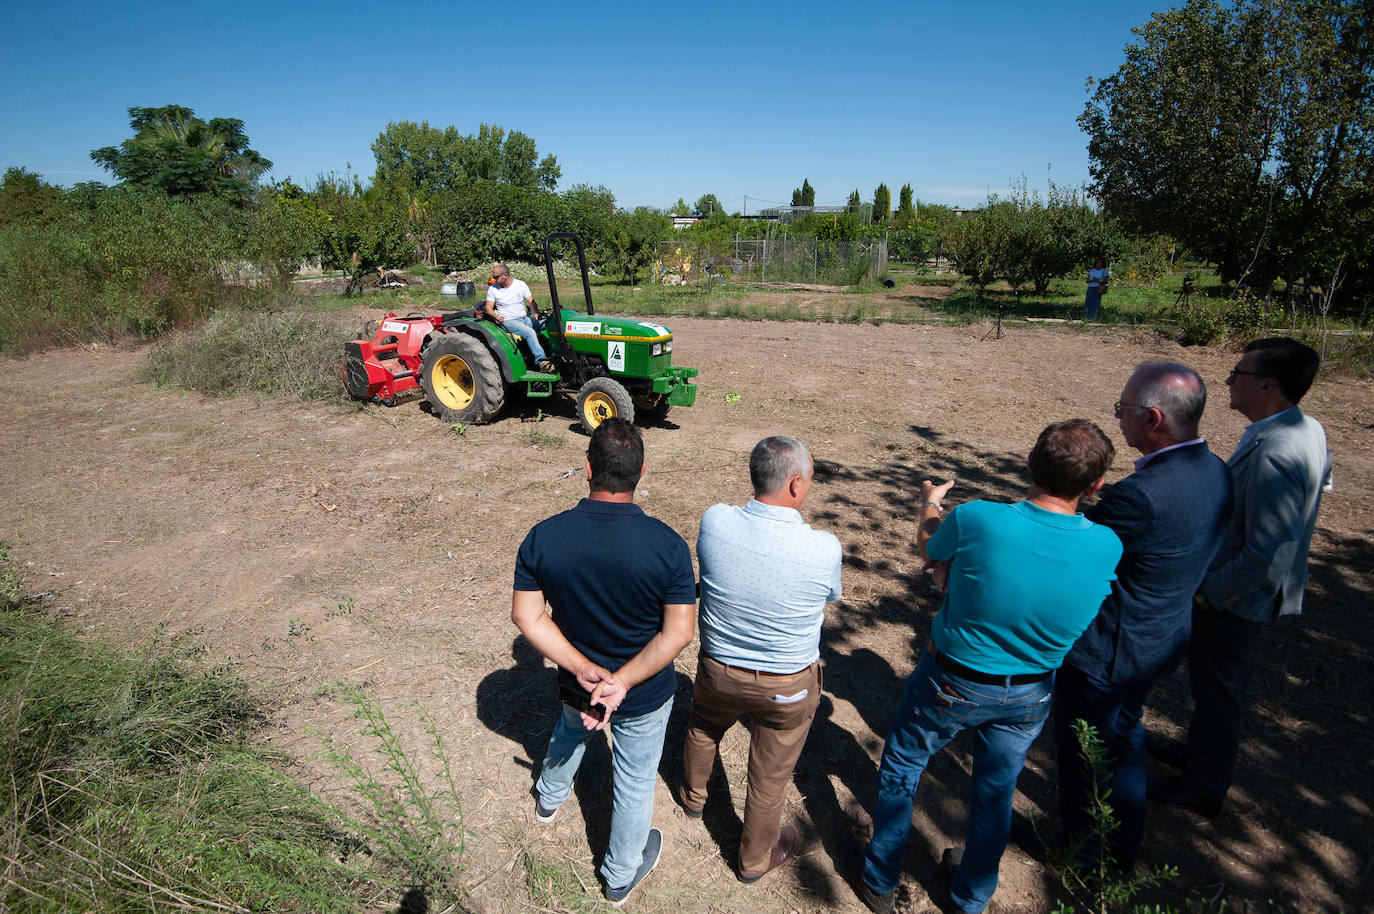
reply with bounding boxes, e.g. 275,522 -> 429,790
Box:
535,696 -> 673,888
1084,288 -> 1102,320
1053,663 -> 1151,865
504,316 -> 547,362
862,652 -> 1053,913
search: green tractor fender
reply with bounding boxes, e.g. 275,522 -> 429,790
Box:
434,319 -> 523,383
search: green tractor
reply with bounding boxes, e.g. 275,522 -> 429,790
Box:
420,233 -> 698,433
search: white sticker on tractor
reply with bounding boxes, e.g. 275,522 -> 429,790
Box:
639,322 -> 670,337
607,340 -> 626,372
381,320 -> 411,333
566,320 -> 601,335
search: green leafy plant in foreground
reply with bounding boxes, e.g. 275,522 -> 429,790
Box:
0,610 -> 373,911
0,542 -> 469,912
1047,718 -> 1177,914
318,684 -> 469,911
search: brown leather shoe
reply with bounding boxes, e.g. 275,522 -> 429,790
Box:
737,825 -> 800,883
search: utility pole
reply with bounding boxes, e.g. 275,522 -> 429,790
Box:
743,195 -> 747,217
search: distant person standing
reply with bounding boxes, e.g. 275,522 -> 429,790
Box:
1084,258 -> 1109,321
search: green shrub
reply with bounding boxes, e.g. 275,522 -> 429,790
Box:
1222,292 -> 1285,338
0,186 -> 248,351
0,224 -> 101,349
1174,302 -> 1229,345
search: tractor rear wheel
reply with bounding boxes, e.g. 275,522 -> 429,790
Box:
421,333 -> 507,424
576,377 -> 634,433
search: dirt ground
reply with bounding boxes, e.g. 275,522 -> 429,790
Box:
2,309 -> 1370,913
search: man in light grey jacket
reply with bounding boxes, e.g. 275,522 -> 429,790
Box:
1152,337 -> 1332,816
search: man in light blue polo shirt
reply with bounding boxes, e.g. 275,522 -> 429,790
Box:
677,436 -> 842,883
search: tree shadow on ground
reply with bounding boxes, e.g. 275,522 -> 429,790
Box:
801,425 -> 1371,912
1092,524 -> 1374,913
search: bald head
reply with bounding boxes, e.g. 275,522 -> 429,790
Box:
1127,360 -> 1206,442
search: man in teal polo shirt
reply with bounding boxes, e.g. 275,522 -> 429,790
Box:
858,419 -> 1122,914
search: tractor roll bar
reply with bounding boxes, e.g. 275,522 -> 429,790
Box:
542,232 -> 595,319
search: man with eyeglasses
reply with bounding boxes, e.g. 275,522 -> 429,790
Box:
1150,338 -> 1332,817
1047,361 -> 1233,867
484,262 -> 554,372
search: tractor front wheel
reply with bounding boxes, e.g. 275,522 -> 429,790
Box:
576,377 -> 634,433
632,392 -> 671,421
421,333 -> 507,424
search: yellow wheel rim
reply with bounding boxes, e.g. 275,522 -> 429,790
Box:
582,392 -> 618,429
433,355 -> 475,410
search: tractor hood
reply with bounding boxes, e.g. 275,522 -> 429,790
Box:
558,313 -> 672,343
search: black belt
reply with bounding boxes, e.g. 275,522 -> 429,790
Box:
929,646 -> 1051,686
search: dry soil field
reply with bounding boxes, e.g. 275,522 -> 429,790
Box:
2,311 -> 1370,913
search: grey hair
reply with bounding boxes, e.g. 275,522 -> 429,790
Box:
749,436 -> 812,496
1132,360 -> 1207,430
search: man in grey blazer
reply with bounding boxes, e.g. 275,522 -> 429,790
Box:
1053,361 -> 1233,865
1152,337 -> 1332,816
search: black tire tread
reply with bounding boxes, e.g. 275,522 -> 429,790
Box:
421,333 -> 507,424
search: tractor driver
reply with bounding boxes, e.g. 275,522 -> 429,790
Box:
485,262 -> 554,372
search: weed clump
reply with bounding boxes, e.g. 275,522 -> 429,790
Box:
145,307 -> 352,401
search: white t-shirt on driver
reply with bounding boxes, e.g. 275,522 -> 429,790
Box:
486,278 -> 534,321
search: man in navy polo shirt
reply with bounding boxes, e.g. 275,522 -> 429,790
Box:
512,418 -> 697,906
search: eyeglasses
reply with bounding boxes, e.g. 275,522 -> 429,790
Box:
1227,368 -> 1265,382
1114,400 -> 1149,418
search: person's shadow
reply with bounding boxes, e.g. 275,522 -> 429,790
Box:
476,636 -> 616,860
478,637 -> 692,873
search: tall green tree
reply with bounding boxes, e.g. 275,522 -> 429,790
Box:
791,179 -> 815,207
371,121 -> 560,195
846,189 -> 861,210
0,167 -> 68,227
873,183 -> 891,223
694,193 -> 722,217
1081,0 -> 1373,306
308,175 -> 411,294
90,105 -> 271,200
897,184 -> 915,218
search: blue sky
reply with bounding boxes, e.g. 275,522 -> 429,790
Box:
1,0 -> 1172,210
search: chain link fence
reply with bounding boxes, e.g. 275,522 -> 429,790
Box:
654,233 -> 888,287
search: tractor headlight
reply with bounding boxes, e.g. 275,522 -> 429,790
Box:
665,342 -> 672,351
651,343 -> 663,356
